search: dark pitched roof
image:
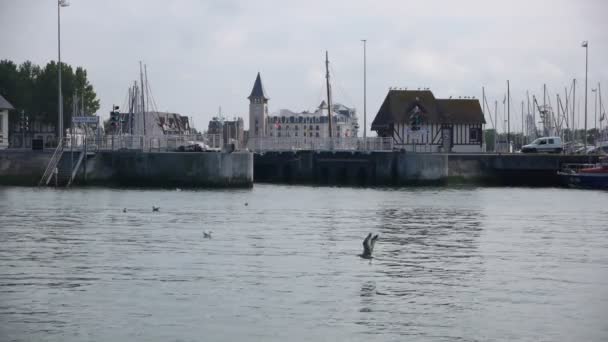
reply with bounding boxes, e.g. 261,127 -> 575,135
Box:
248,72 -> 269,100
0,94 -> 15,110
371,90 -> 485,130
436,99 -> 486,124
371,90 -> 440,129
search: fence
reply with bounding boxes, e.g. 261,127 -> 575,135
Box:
247,136 -> 394,152
64,134 -> 224,152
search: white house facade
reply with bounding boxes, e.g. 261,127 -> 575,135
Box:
371,90 -> 485,152
0,94 -> 14,149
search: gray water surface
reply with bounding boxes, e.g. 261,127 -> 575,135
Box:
1,185 -> 607,341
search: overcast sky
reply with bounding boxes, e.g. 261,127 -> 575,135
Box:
1,0 -> 607,134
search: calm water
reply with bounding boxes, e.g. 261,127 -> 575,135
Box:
1,185 -> 607,342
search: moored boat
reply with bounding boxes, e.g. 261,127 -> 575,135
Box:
558,157 -> 608,189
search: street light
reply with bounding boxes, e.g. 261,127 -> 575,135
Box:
361,39 -> 367,140
582,40 -> 588,150
58,0 -> 69,146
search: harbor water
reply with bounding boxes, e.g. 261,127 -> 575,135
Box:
1,185 -> 607,341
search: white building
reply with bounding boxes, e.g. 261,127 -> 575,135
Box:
247,72 -> 359,140
268,101 -> 358,138
0,94 -> 15,149
371,90 -> 486,152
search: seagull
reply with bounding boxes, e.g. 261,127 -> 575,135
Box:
203,231 -> 212,239
123,208 -> 127,213
244,202 -> 249,206
152,206 -> 160,212
359,233 -> 379,259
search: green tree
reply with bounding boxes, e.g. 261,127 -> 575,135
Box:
0,59 -> 100,135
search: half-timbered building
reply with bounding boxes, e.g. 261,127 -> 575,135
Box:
371,90 -> 485,152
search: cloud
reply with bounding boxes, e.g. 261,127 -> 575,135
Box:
1,0 -> 607,136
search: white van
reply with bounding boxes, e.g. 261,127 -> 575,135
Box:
521,137 -> 563,153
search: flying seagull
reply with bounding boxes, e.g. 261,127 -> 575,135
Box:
152,206 -> 160,212
360,233 -> 379,259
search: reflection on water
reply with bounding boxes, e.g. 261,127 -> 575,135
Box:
0,185 -> 607,341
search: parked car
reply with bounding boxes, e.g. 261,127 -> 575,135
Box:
176,141 -> 210,152
521,137 -> 563,153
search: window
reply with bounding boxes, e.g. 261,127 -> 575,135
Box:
315,132 -> 319,137
548,139 -> 554,144
316,125 -> 319,130
278,132 -> 281,137
539,140 -> 546,145
309,132 -> 313,137
295,132 -> 298,137
295,126 -> 298,130
309,125 -> 313,130
469,127 -> 480,142
0,114 -> 3,131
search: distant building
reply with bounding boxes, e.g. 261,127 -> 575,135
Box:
247,72 -> 359,139
268,101 -> 358,138
119,111 -> 191,136
0,94 -> 14,149
208,116 -> 245,148
0,95 -> 15,149
248,72 -> 269,138
371,90 -> 485,152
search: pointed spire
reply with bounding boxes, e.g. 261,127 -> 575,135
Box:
248,72 -> 269,100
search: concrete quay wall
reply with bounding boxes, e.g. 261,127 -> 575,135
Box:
0,150 -> 253,187
254,151 -> 599,186
0,150 -> 52,185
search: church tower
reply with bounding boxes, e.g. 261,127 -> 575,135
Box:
248,72 -> 269,138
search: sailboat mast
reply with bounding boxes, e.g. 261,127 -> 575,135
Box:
325,51 -> 333,138
507,80 -> 510,146
572,79 -> 576,142
139,61 -> 146,136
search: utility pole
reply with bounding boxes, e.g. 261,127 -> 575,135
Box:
325,51 -> 333,139
57,0 -> 70,145
583,41 -> 589,151
494,100 -> 498,152
507,80 -> 510,149
361,39 -> 367,140
572,79 -> 576,143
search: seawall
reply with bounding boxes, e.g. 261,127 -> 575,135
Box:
254,151 -> 599,186
0,150 -> 253,188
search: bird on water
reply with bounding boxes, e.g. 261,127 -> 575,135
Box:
152,206 -> 160,212
360,233 -> 379,259
203,231 -> 213,239
123,208 -> 127,213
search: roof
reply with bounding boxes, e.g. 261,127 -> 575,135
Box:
248,72 -> 269,100
436,99 -> 486,124
371,90 -> 485,130
0,94 -> 15,110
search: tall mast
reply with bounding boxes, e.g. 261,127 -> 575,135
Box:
521,100 -> 524,145
325,51 -> 333,138
361,39 -> 367,139
482,87 -> 486,123
494,100 -> 497,151
572,79 -> 576,142
139,61 -> 146,136
507,80 -> 510,146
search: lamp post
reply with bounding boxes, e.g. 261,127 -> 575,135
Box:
361,39 -> 367,140
582,40 -> 588,150
57,0 -> 69,146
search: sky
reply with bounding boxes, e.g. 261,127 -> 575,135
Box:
1,0 -> 607,135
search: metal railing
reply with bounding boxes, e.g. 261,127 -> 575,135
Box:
247,136 -> 394,152
64,134 -> 224,152
38,137 -> 66,186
